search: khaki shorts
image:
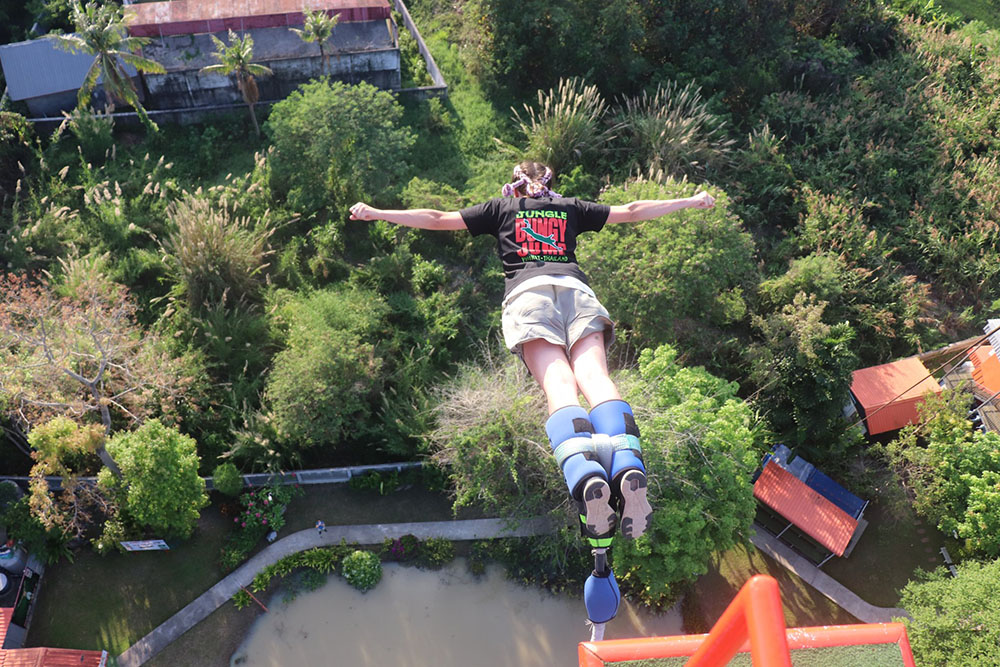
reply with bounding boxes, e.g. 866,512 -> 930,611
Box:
502,285 -> 615,360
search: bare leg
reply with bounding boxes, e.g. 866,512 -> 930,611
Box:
569,331 -> 621,407
522,338 -> 581,414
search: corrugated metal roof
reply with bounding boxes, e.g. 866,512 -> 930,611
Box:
754,461 -> 858,557
0,37 -> 137,101
127,0 -> 391,37
986,319 -> 1000,357
970,344 -> 1000,395
850,357 -> 941,409
850,357 -> 942,434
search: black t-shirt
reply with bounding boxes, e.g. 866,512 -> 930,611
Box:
460,197 -> 610,297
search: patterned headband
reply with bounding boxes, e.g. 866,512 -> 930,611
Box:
501,165 -> 562,198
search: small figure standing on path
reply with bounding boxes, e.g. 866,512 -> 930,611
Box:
350,160 -> 714,543
315,519 -> 326,536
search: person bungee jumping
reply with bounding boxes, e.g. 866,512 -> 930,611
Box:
350,161 -> 714,543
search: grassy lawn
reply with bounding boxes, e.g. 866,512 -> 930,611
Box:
682,542 -> 858,634
25,483 -> 465,656
822,500 -> 958,608
938,0 -> 1000,28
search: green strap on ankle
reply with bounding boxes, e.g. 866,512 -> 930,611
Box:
552,436 -> 596,467
612,434 -> 642,455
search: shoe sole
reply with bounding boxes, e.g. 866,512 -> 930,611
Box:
619,470 -> 652,539
582,478 -> 616,536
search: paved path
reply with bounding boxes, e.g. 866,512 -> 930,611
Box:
750,525 -> 910,623
115,517 -> 556,667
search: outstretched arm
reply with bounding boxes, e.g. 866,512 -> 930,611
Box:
349,202 -> 466,231
606,191 -> 715,224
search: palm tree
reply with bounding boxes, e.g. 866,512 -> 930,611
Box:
47,1 -> 165,130
290,7 -> 340,76
200,30 -> 273,137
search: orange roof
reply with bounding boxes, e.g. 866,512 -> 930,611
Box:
970,345 -> 1000,395
0,608 -> 105,667
851,357 -> 941,408
850,357 -> 942,434
754,461 -> 858,557
128,0 -> 391,37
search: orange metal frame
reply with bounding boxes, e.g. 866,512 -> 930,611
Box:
578,575 -> 916,667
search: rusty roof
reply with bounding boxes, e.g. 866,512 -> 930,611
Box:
0,608 -> 106,667
754,461 -> 858,557
127,0 -> 391,37
850,357 -> 941,410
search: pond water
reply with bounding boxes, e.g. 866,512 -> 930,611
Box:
230,558 -> 683,667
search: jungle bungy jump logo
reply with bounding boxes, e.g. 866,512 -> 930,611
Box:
515,209 -> 570,262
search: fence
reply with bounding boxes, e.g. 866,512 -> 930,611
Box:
0,461 -> 424,492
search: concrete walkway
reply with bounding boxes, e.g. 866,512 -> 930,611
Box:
750,525 -> 910,623
115,517 -> 556,667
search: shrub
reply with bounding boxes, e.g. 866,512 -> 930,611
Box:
427,343 -> 564,519
614,80 -> 735,178
266,80 -> 415,214
418,537 -> 455,569
218,483 -> 300,569
348,470 -> 400,495
264,287 -> 388,451
0,497 -> 72,565
0,111 -> 36,204
99,420 -> 209,539
582,177 -> 756,352
62,106 -> 115,165
212,462 -> 243,497
341,549 -> 382,592
382,534 -> 420,562
510,77 -> 615,175
160,195 -> 275,311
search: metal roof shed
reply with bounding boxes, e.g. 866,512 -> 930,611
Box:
0,37 -> 137,117
850,357 -> 942,435
754,461 -> 858,563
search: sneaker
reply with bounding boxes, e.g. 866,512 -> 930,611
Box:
619,470 -> 653,539
581,477 -> 616,536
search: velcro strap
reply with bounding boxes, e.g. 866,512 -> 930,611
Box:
612,434 -> 642,455
552,436 -> 596,467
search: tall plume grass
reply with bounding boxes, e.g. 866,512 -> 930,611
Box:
616,81 -> 735,178
161,195 -> 275,310
511,77 -> 618,175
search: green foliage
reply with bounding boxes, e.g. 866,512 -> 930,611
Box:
509,77 -> 616,175
381,534 -> 421,561
611,344 -> 762,606
584,178 -> 756,354
263,287 -> 388,453
266,80 -> 416,213
615,81 -> 735,179
417,536 -> 455,569
748,292 -> 860,457
0,112 -> 36,205
427,344 -> 564,518
900,558 -> 1000,666
231,589 -> 253,610
341,549 -> 382,592
160,194 -> 275,311
219,484 -> 300,570
348,470 -> 400,495
884,391 -> 1000,557
63,106 -> 115,165
99,420 -> 208,538
212,462 -> 243,497
0,497 -> 72,565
